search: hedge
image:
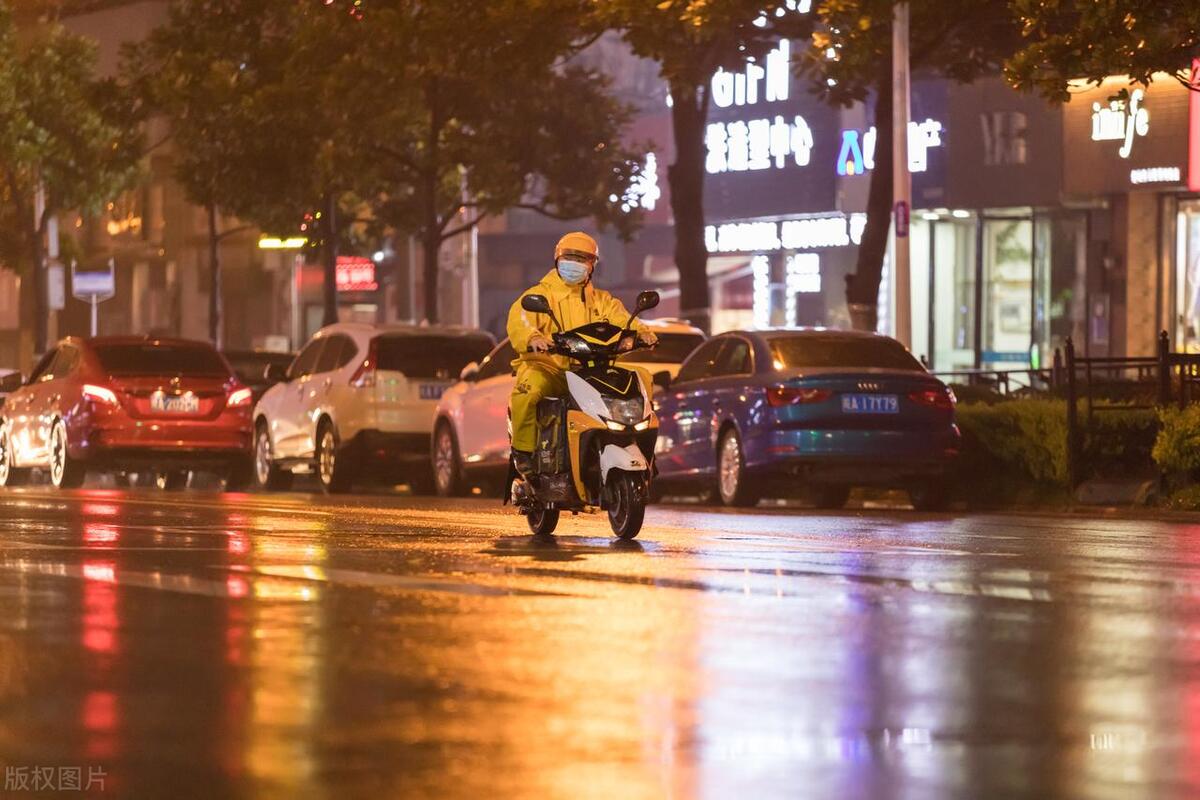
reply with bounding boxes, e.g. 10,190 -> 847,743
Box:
953,400 -> 1157,507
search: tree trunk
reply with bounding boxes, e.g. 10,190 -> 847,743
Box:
207,203 -> 222,347
30,219 -> 48,353
422,227 -> 441,325
668,79 -> 711,335
846,63 -> 894,332
322,193 -> 339,327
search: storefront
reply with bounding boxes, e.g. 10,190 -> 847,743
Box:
1062,73 -> 1200,356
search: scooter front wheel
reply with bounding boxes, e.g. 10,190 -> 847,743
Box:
606,472 -> 646,540
527,506 -> 560,537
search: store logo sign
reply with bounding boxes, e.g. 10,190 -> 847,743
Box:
836,119 -> 943,176
712,40 -> 791,109
706,115 -> 814,174
980,111 -> 1027,165
1091,88 -> 1149,159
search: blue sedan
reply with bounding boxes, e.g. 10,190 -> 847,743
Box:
651,329 -> 961,510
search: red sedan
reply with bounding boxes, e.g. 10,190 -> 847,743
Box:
0,336 -> 254,489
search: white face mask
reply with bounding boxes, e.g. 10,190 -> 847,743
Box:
557,259 -> 591,285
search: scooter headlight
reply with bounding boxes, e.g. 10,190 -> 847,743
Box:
605,397 -> 645,426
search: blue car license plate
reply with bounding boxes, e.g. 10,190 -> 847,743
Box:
841,393 -> 899,414
419,384 -> 446,400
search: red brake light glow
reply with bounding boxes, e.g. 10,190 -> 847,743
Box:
350,337 -> 378,388
228,387 -> 253,407
909,388 -> 956,410
82,384 -> 118,406
766,387 -> 832,407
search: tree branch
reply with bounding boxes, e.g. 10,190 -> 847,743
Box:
439,211 -> 487,242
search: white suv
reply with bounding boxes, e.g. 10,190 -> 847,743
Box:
431,317 -> 705,496
253,323 -> 494,493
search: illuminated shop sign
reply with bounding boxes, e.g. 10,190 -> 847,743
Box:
712,40 -> 790,109
706,115 -> 814,173
621,152 -> 661,212
1130,166 -> 1181,185
836,119 -> 945,176
1091,88 -> 1149,158
336,256 -> 378,292
705,213 -> 867,253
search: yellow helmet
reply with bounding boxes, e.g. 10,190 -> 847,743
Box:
554,231 -> 599,265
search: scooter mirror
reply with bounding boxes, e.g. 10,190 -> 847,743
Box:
634,291 -> 660,314
521,294 -> 552,315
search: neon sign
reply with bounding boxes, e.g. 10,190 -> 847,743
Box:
705,213 -> 867,254
712,40 -> 791,109
1091,88 -> 1149,159
336,256 -> 378,292
836,119 -> 944,176
706,115 -> 814,174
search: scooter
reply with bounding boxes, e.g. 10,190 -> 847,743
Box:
507,290 -> 661,539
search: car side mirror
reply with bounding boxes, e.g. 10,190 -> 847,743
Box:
264,363 -> 288,384
634,291 -> 660,314
0,372 -> 25,392
460,362 -> 480,382
652,370 -> 671,392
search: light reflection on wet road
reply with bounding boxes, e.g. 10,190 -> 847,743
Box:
0,488 -> 1198,798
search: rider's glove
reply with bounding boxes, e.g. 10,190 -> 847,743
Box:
637,330 -> 658,347
528,333 -> 552,353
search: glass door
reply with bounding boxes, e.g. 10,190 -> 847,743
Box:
980,218 -> 1033,369
929,218 -> 976,371
1176,200 -> 1200,352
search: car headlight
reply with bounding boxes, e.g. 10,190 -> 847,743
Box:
605,397 -> 644,426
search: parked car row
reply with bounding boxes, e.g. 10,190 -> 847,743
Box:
0,319 -> 960,510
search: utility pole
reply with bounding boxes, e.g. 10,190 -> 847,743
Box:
891,0 -> 912,348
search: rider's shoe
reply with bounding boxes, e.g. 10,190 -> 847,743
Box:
512,450 -> 535,479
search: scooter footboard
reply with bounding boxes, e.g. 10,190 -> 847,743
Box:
600,443 -> 649,483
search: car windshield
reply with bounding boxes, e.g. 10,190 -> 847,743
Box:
617,332 -> 705,365
768,336 -> 923,371
375,335 -> 493,379
94,343 -> 231,377
225,351 -> 293,385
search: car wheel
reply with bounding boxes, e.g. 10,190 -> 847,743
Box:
315,421 -> 354,494
717,428 -> 759,508
432,421 -> 464,497
49,421 -> 86,489
0,429 -> 29,487
155,470 -> 189,491
909,480 -> 950,512
254,423 -> 293,491
812,485 -> 851,510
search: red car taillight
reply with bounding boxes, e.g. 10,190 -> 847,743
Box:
766,387 -> 832,407
82,384 -> 119,406
350,337 -> 379,389
909,387 -> 956,410
227,387 -> 253,408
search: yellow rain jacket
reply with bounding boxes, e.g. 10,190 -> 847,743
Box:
506,269 -> 647,451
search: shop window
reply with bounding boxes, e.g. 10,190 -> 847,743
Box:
929,219 -> 976,371
981,219 -> 1033,368
1176,201 -> 1200,352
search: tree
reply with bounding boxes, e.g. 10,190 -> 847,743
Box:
1006,1 -> 1200,100
798,0 -> 1019,330
598,1 -> 810,334
314,0 -> 643,324
0,8 -> 141,357
128,0 -> 339,346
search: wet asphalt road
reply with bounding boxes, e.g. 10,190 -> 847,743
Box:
0,489 -> 1198,799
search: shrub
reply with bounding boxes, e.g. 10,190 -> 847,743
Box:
1152,405 -> 1200,474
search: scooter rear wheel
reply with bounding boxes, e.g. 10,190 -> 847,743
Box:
527,506 -> 560,536
606,472 -> 646,540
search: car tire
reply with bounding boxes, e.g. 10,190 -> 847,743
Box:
812,485 -> 851,510
315,420 -> 354,494
909,480 -> 950,512
432,421 -> 465,497
0,429 -> 30,487
48,420 -> 86,489
716,428 -> 759,508
254,422 -> 293,491
155,470 -> 189,491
